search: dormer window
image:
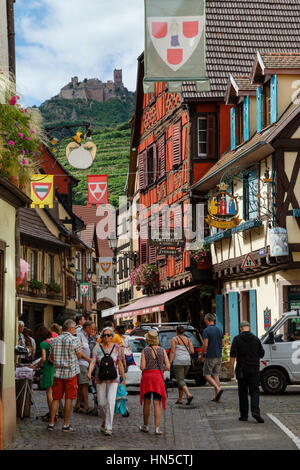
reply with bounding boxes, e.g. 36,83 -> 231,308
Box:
230,96 -> 250,150
257,75 -> 277,132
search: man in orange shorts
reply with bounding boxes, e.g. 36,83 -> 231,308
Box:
48,319 -> 84,432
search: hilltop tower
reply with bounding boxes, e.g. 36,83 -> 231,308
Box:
114,69 -> 123,87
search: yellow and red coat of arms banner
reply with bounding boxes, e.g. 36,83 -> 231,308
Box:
30,175 -> 54,209
99,258 -> 113,278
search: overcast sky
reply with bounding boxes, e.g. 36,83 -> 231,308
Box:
15,0 -> 144,106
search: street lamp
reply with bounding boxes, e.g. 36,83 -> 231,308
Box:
87,269 -> 92,280
108,232 -> 118,263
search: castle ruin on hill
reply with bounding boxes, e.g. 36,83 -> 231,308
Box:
59,69 -> 125,103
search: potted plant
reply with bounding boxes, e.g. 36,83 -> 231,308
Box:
191,244 -> 210,264
0,76 -> 42,189
28,279 -> 44,295
129,264 -> 159,288
220,334 -> 232,381
46,281 -> 61,296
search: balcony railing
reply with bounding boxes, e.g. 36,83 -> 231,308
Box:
17,284 -> 63,302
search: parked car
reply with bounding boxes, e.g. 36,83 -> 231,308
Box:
129,322 -> 206,385
260,310 -> 300,394
125,335 -> 171,386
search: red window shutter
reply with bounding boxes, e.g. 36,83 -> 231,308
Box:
140,242 -> 147,264
138,151 -> 145,190
172,121 -> 181,166
153,144 -> 157,183
149,245 -> 156,264
207,114 -> 216,159
157,135 -> 166,178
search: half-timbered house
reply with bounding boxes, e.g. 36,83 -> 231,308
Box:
192,52 -> 300,339
123,1 -> 300,327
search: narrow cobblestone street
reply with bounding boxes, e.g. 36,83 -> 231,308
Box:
6,382 -> 300,451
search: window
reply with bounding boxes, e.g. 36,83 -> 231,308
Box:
244,169 -> 259,220
236,103 -> 244,146
48,254 -> 55,283
30,251 -> 38,280
263,80 -> 271,128
198,117 -> 207,156
76,252 -> 82,271
197,114 -> 216,158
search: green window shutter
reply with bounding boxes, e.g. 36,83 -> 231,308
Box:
270,75 -> 278,124
243,96 -> 250,141
256,86 -> 263,132
230,107 -> 236,150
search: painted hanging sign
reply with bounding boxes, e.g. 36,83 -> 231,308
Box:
80,282 -> 89,296
30,175 -> 54,209
269,227 -> 289,257
205,182 -> 241,229
87,175 -> 108,207
264,307 -> 271,331
144,0 -> 210,93
66,135 -> 96,170
99,258 -> 113,278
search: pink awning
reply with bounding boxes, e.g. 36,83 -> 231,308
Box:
114,285 -> 200,319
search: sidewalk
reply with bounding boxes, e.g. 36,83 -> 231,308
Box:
6,383 -> 300,450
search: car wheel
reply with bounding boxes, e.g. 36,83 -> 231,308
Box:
260,369 -> 287,394
195,377 -> 206,386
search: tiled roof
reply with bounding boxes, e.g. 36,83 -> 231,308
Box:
261,52 -> 300,69
72,205 -> 113,257
182,0 -> 300,99
192,102 -> 300,190
232,76 -> 258,92
19,208 -> 68,249
78,223 -> 94,249
225,74 -> 258,104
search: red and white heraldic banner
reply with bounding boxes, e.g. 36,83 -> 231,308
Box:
87,175 -> 108,207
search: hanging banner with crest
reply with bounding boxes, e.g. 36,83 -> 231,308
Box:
99,257 -> 113,278
80,282 -> 89,296
30,175 -> 54,209
87,175 -> 108,207
144,0 -> 210,93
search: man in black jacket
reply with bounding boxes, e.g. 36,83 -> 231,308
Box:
229,321 -> 265,423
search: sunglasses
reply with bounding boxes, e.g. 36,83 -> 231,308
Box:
102,334 -> 112,337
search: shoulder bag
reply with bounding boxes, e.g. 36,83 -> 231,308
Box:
176,336 -> 198,368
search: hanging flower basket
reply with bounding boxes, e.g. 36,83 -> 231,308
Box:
0,75 -> 44,188
129,264 -> 159,287
191,244 -> 210,264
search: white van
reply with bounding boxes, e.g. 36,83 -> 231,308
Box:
260,311 -> 300,394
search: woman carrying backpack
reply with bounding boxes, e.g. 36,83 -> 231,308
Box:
88,327 -> 126,436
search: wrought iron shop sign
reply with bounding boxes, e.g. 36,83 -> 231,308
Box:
205,183 -> 241,230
